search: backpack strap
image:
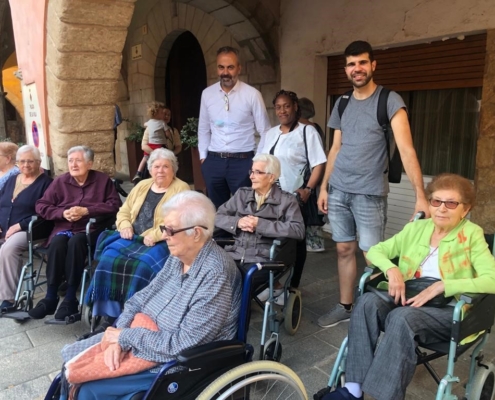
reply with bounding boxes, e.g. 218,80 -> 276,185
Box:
377,88 -> 392,168
377,87 -> 391,130
338,90 -> 354,119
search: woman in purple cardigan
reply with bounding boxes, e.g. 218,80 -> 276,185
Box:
29,146 -> 122,321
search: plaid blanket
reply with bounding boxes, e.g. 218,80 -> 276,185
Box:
84,230 -> 170,305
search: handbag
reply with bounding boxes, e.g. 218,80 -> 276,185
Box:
367,277 -> 454,308
300,126 -> 324,227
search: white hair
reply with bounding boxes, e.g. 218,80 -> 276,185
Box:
147,148 -> 178,174
17,144 -> 41,161
252,153 -> 281,180
68,145 -> 94,162
161,191 -> 215,239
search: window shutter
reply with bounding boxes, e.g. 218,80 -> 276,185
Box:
327,33 -> 486,95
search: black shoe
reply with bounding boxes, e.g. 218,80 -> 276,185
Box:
28,298 -> 59,319
0,300 -> 14,310
321,387 -> 363,400
54,299 -> 79,320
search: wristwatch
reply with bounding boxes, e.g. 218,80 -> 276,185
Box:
304,186 -> 314,194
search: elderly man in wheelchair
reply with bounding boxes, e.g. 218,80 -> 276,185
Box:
47,191 -> 242,399
318,173 -> 495,400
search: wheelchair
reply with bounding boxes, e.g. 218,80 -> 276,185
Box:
314,233 -> 495,400
0,214 -> 116,328
216,236 -> 303,362
44,240 -> 308,400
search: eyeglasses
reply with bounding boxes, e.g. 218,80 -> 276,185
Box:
224,94 -> 229,111
248,169 -> 271,176
17,160 -> 37,165
159,225 -> 208,236
429,198 -> 462,210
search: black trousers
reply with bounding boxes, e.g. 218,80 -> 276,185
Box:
46,231 -> 100,289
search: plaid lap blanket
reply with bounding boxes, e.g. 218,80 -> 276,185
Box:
84,230 -> 170,306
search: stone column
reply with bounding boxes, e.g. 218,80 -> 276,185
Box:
45,0 -> 136,175
472,29 -> 495,233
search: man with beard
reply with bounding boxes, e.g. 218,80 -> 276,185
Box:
316,41 -> 428,329
198,46 -> 271,209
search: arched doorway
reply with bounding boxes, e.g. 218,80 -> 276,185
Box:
165,31 -> 207,184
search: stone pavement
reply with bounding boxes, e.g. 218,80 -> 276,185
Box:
1,178 -> 494,399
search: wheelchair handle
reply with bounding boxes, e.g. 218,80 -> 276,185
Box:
414,211 -> 425,221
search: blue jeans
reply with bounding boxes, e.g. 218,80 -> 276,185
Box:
327,186 -> 387,251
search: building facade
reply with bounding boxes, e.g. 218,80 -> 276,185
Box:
5,0 -> 495,231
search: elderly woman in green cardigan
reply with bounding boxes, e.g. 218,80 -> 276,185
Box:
324,173 -> 495,400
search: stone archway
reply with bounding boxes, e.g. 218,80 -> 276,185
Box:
45,0 -> 136,174
123,1 -> 279,134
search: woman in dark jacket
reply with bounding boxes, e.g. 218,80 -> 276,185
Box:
29,145 -> 121,321
215,154 -> 305,299
0,145 -> 52,309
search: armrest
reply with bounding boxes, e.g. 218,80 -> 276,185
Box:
177,340 -> 246,367
215,238 -> 235,248
460,293 -> 485,305
453,293 -> 495,343
255,261 -> 286,272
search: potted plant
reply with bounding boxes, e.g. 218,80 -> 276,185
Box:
180,117 -> 199,149
124,121 -> 145,180
180,117 -> 206,193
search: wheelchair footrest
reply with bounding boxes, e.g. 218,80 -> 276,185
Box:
1,310 -> 31,321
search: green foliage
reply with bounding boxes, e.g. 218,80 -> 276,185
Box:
180,117 -> 199,150
0,137 -> 26,147
125,121 -> 145,142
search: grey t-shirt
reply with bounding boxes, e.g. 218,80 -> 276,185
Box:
327,86 -> 406,196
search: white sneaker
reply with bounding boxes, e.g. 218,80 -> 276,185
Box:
306,244 -> 325,253
257,288 -> 283,302
274,291 -> 287,306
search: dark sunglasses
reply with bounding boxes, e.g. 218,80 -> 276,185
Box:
429,198 -> 462,210
159,225 -> 208,236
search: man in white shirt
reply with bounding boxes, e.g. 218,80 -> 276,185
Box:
198,46 -> 271,209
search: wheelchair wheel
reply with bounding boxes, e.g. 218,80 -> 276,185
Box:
284,290 -> 302,336
263,338 -> 282,362
196,360 -> 307,400
468,362 -> 495,400
82,304 -> 101,330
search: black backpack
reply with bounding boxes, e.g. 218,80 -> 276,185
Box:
337,88 -> 403,183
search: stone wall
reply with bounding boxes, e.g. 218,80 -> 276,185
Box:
117,0 -> 279,175
279,0 -> 495,134
45,0 -> 136,175
472,30 -> 495,232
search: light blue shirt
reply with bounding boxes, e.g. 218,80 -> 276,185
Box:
0,165 -> 19,191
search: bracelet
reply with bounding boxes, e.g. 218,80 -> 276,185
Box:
305,186 -> 314,194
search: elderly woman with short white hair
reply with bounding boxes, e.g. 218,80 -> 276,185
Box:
0,145 -> 52,309
215,153 -> 305,300
84,148 -> 190,321
30,145 -> 122,320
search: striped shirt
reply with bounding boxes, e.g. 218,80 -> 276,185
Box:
117,239 -> 242,364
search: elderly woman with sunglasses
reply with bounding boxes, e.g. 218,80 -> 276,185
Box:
324,173 -> 495,400
58,192 -> 241,399
84,148 -> 189,321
